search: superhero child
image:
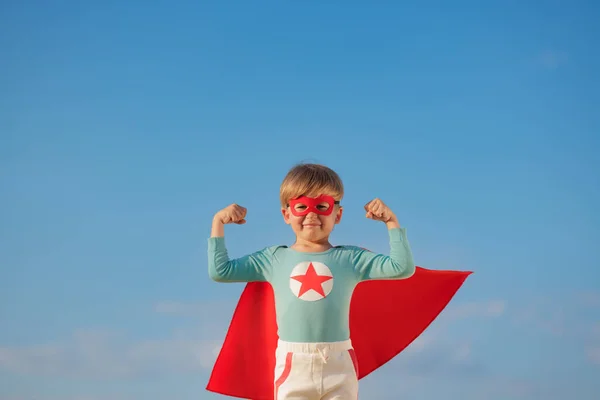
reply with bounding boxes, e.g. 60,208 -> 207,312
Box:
208,163 -> 421,399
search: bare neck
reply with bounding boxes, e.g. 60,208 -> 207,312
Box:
290,237 -> 333,253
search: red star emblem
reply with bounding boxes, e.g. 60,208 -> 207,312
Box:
291,262 -> 333,297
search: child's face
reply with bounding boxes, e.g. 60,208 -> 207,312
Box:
281,194 -> 343,242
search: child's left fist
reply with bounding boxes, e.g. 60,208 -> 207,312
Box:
364,198 -> 396,223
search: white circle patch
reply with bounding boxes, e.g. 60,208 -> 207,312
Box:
289,261 -> 334,301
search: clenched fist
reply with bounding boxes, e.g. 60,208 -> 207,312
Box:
214,204 -> 247,225
364,198 -> 396,223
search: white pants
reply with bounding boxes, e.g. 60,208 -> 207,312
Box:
273,339 -> 359,400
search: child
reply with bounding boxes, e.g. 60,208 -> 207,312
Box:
208,163 -> 416,399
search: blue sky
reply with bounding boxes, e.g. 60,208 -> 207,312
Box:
1,0 -> 599,399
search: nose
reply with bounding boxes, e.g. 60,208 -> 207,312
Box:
304,212 -> 321,221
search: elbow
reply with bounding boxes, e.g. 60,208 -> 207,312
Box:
393,259 -> 416,279
404,262 -> 416,278
208,266 -> 228,282
209,270 -> 222,282
208,254 -> 234,282
402,255 -> 417,278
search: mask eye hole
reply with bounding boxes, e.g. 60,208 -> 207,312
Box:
316,203 -> 330,211
293,204 -> 307,212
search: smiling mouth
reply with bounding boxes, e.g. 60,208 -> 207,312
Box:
303,223 -> 321,227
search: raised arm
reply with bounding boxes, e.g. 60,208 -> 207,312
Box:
208,237 -> 273,282
353,198 -> 416,280
352,227 -> 416,280
208,204 -> 273,283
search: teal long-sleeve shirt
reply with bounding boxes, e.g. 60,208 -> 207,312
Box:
208,227 -> 416,343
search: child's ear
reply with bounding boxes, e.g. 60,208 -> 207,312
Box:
281,208 -> 291,224
335,206 -> 343,224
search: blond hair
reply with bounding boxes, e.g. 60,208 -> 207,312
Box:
279,163 -> 344,207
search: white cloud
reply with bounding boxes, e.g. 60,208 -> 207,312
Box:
359,346 -> 533,400
0,395 -> 137,400
0,328 -> 222,379
365,299 -> 507,383
0,299 -> 240,380
511,293 -> 600,367
442,299 -> 506,321
4,295 -> 599,400
356,295 -> 599,399
153,299 -> 235,317
512,296 -> 568,337
0,297 -> 503,386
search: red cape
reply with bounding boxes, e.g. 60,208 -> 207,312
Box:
207,266 -> 472,399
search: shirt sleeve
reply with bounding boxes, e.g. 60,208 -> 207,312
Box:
207,237 -> 274,283
352,227 -> 416,281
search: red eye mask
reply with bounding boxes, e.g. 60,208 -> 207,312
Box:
288,195 -> 340,216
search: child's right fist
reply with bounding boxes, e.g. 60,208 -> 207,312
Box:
214,204 -> 247,225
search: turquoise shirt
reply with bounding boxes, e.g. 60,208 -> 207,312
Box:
208,227 -> 415,343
